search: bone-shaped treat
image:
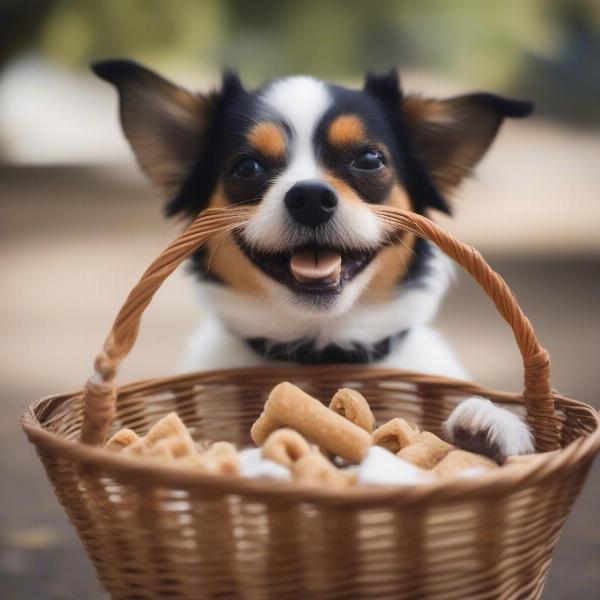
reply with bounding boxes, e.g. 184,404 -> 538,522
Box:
396,431 -> 454,469
105,428 -> 140,452
122,432 -> 203,467
105,386 -> 508,486
432,449 -> 498,478
261,382 -> 372,464
372,418 -> 419,453
261,428 -> 311,468
105,413 -> 240,474
328,388 -> 375,433
146,437 -> 181,461
292,452 -> 357,488
143,412 -> 196,450
202,441 -> 240,475
250,411 -> 283,445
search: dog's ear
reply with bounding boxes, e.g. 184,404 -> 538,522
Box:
364,70 -> 533,204
401,92 -> 533,194
92,59 -> 244,214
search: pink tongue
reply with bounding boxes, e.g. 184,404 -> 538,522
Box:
290,249 -> 342,284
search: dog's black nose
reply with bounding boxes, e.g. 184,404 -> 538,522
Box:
284,180 -> 338,227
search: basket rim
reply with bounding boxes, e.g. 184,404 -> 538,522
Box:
21,367 -> 600,506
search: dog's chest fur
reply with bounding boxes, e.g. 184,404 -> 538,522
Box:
180,244 -> 465,379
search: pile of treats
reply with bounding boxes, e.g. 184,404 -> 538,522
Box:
105,382 -> 522,488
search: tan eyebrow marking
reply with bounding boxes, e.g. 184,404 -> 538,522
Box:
247,121 -> 286,159
327,114 -> 366,147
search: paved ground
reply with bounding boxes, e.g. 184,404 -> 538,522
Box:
1,165 -> 598,599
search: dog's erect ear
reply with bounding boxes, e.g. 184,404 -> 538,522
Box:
92,59 -> 209,197
364,69 -> 403,107
401,92 -> 533,194
92,60 -> 244,212
364,70 -> 533,204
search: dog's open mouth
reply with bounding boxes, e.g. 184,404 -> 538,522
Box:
236,236 -> 377,295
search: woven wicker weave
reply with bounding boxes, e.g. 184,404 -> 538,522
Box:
22,205 -> 600,600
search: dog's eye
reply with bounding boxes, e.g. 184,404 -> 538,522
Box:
232,158 -> 265,179
352,150 -> 385,171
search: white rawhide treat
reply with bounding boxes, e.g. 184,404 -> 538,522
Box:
239,447 -> 291,481
357,446 -> 430,486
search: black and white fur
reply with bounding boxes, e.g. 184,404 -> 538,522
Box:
93,60 -> 535,460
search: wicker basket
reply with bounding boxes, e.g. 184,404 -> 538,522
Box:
22,206 -> 600,600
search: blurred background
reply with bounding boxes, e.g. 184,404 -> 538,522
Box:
1,1 -> 599,598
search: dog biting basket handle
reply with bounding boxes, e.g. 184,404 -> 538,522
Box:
79,204 -> 560,450
22,203 -> 600,600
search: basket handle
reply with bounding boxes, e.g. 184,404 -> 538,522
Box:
80,205 -> 559,451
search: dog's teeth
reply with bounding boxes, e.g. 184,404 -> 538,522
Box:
290,249 -> 342,284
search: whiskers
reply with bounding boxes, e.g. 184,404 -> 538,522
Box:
205,229 -> 231,275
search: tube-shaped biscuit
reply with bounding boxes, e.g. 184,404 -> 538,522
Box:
261,428 -> 311,468
105,428 -> 139,452
250,411 -> 283,445
329,388 -> 375,433
432,449 -> 498,478
264,382 -> 371,463
265,382 -> 372,464
396,431 -> 454,469
372,418 -> 419,453
292,452 -> 356,488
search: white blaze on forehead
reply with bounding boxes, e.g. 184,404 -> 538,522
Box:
243,75 -> 382,262
260,76 -> 331,177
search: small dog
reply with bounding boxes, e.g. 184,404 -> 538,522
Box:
94,60 -> 534,460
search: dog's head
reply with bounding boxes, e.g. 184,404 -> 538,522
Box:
94,61 -> 532,319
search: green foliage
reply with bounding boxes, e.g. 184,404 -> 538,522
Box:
2,0 -> 600,122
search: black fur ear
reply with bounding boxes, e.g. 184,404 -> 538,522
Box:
92,60 -> 244,216
363,69 -> 402,102
402,92 -> 533,195
165,70 -> 246,218
364,68 -> 533,212
220,70 -> 245,98
364,69 -> 450,214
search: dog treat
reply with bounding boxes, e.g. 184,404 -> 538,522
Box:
329,388 -> 375,433
250,411 -> 283,445
144,412 -> 195,448
432,449 -> 498,478
292,452 -> 356,488
122,438 -> 147,456
261,428 -> 311,468
106,412 -> 209,469
105,428 -> 140,452
372,418 -> 420,453
396,431 -> 454,469
357,446 -> 430,486
125,434 -> 203,466
264,382 -> 372,464
103,382 -> 516,487
202,441 -> 240,475
146,437 -> 179,461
